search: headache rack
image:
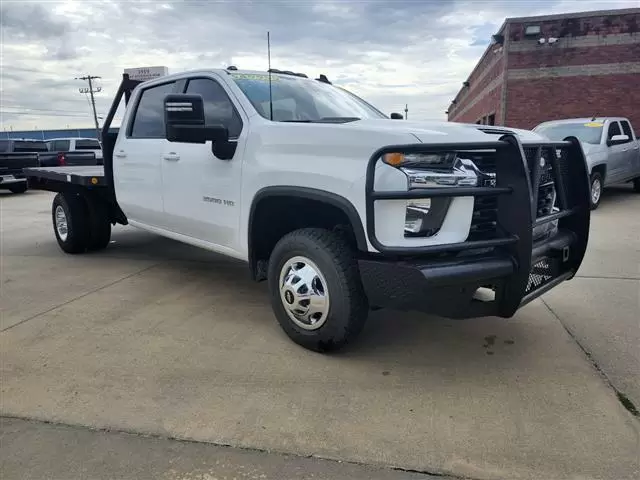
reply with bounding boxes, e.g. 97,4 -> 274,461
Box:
364,133 -> 591,316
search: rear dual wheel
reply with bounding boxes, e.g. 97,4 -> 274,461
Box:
52,192 -> 111,254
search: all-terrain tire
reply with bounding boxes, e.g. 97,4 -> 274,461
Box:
9,183 -> 28,194
589,172 -> 603,210
52,192 -> 90,254
267,228 -> 369,353
633,177 -> 640,193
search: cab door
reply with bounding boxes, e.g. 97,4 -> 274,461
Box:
619,120 -> 640,179
113,80 -> 177,228
604,121 -> 628,184
160,75 -> 247,254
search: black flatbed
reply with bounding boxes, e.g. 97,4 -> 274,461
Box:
24,166 -> 107,187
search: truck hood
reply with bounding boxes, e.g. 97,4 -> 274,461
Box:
348,119 -> 549,145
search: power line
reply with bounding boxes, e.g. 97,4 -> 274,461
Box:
2,106 -> 107,115
75,75 -> 102,141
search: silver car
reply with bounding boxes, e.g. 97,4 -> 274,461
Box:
534,117 -> 640,209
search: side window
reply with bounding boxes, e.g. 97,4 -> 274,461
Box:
607,121 -> 622,140
54,140 -> 70,151
620,121 -> 633,141
185,78 -> 243,138
130,82 -> 176,138
0,140 -> 8,152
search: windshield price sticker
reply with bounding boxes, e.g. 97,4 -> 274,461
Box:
584,122 -> 604,127
230,73 -> 279,82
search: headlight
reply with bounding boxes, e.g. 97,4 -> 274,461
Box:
381,151 -> 496,239
383,152 -> 493,189
383,152 -> 457,170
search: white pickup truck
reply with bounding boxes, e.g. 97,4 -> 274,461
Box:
25,67 -> 592,352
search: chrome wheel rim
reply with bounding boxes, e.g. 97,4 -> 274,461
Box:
279,256 -> 330,330
55,205 -> 68,241
591,178 -> 601,204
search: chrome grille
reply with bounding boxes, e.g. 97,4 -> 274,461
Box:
523,147 -> 558,219
463,151 -> 498,241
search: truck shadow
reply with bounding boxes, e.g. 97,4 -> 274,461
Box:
597,183 -> 638,210
98,227 -> 538,366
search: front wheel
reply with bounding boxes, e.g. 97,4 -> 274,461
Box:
589,172 -> 603,210
267,228 -> 369,353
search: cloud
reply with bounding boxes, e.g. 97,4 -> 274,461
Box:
0,0 -> 634,131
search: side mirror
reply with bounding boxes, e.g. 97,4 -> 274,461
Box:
164,94 -> 229,144
607,134 -> 629,146
390,112 -> 404,120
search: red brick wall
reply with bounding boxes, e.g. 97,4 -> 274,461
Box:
452,85 -> 503,125
505,73 -> 640,130
508,12 -> 640,42
447,50 -> 505,123
448,10 -> 640,128
508,43 -> 640,69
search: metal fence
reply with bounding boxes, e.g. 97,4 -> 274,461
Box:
0,128 -> 119,141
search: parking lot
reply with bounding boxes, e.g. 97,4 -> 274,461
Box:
1,188 -> 639,479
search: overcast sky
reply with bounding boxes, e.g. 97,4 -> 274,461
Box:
0,0 -> 635,131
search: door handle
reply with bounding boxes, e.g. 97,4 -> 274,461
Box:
163,153 -> 180,161
114,151 -> 127,158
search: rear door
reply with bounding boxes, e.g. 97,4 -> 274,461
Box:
113,80 -> 178,228
160,75 -> 247,252
604,121 -> 628,184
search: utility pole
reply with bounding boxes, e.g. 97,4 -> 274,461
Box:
404,104 -> 408,120
75,75 -> 102,142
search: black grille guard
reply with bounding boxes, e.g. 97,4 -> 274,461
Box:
363,134 -> 591,317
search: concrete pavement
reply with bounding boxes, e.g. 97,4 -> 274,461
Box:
543,184 -> 640,413
1,190 -> 639,480
1,417 -> 430,480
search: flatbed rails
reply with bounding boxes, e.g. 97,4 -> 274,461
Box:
24,166 -> 108,189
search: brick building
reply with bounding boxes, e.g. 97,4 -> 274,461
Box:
446,8 -> 640,130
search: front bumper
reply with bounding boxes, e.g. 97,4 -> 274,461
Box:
361,134 -> 591,319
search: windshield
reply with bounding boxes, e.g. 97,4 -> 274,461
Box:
229,73 -> 387,122
534,122 -> 603,145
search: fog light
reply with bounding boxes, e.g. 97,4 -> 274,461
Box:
404,198 -> 450,238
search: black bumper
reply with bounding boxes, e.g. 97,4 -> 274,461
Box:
360,134 -> 591,319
